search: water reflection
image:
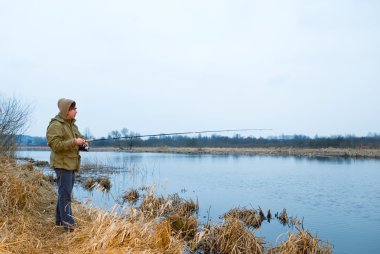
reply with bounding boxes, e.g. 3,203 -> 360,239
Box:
294,155 -> 355,164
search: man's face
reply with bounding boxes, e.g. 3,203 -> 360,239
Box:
67,107 -> 77,119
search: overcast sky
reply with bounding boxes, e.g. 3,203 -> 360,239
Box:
1,0 -> 379,138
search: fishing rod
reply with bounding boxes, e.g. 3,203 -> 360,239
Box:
85,128 -> 272,143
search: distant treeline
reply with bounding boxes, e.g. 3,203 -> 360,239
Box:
17,134 -> 380,149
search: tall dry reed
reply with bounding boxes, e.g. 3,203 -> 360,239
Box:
224,207 -> 264,228
268,227 -> 333,254
0,157 -> 185,254
191,218 -> 265,254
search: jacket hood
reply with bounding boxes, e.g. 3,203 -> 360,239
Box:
57,98 -> 75,119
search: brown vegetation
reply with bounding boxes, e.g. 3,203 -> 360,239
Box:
0,156 -> 333,253
83,177 -> 111,191
0,157 -> 185,253
85,146 -> 380,159
123,188 -> 140,203
267,227 -> 333,254
19,146 -> 380,159
224,207 -> 264,228
191,218 -> 265,254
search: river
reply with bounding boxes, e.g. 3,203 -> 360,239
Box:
17,150 -> 380,254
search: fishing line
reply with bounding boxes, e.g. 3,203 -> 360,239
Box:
85,128 -> 272,143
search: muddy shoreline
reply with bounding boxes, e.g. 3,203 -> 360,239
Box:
18,146 -> 380,159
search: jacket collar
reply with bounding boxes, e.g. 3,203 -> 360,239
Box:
55,114 -> 75,124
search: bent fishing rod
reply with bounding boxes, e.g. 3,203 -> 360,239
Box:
85,128 -> 272,143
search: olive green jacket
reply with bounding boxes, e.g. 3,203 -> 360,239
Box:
46,114 -> 84,170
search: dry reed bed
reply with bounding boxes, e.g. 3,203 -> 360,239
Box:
267,227 -> 333,254
18,146 -> 380,159
0,156 -> 333,253
191,218 -> 265,254
0,157 -> 184,253
224,207 -> 264,228
87,146 -> 380,159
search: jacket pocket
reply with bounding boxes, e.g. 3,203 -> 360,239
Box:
63,154 -> 80,170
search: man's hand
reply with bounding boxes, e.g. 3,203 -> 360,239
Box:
75,138 -> 86,145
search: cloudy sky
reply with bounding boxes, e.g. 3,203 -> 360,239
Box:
1,0 -> 379,138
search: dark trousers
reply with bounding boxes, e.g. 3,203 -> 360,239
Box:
54,168 -> 75,228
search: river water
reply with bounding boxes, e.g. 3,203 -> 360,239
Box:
17,150 -> 380,254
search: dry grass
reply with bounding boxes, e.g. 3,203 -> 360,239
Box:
0,156 -> 333,254
83,178 -> 97,190
268,227 -> 333,254
83,177 -> 111,191
84,146 -> 380,159
169,214 -> 198,240
123,189 -> 140,203
140,193 -> 199,219
191,218 -> 265,254
0,159 -> 59,253
64,207 -> 185,253
97,177 -> 111,191
139,193 -> 199,241
224,207 -> 264,228
19,146 -> 380,159
0,156 -> 185,254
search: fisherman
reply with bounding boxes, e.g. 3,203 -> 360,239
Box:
46,98 -> 86,232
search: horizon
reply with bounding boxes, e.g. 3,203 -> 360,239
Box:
18,131 -> 380,140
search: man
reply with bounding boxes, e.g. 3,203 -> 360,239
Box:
46,98 -> 86,232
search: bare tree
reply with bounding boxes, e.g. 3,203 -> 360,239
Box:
127,131 -> 141,149
120,128 -> 129,137
109,130 -> 123,149
83,127 -> 94,139
0,96 -> 31,157
120,128 -> 129,148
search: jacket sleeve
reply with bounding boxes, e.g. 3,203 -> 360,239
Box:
46,121 -> 76,152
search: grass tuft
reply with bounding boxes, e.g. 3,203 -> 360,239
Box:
268,227 -> 333,254
123,188 -> 140,203
224,207 -> 264,228
83,177 -> 111,191
191,218 -> 265,254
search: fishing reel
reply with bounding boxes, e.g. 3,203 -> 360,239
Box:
79,142 -> 90,152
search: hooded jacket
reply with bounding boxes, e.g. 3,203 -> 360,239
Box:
46,98 -> 84,170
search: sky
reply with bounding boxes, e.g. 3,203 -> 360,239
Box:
1,0 -> 379,138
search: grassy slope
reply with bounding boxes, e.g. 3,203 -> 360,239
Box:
0,157 -> 184,254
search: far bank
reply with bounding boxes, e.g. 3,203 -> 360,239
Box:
18,146 -> 380,159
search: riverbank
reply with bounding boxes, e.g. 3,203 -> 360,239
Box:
115,147 -> 380,159
1,156 -> 332,253
0,156 -> 184,253
19,146 -> 380,159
